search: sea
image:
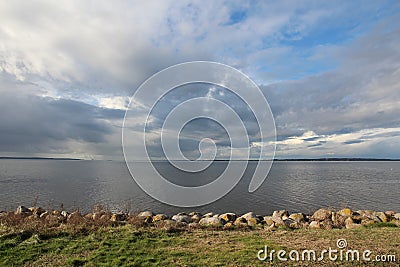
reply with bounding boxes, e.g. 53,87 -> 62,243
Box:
0,159 -> 399,215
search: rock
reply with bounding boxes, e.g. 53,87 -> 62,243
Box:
289,213 -> 305,223
188,222 -> 199,229
199,217 -> 222,227
345,217 -> 354,225
189,212 -> 201,216
153,214 -> 168,222
190,214 -> 201,223
138,211 -> 153,218
337,208 -> 352,217
84,213 -> 93,220
67,211 -> 82,221
28,207 -> 46,217
263,216 -> 274,227
110,213 -> 126,222
332,212 -> 347,228
374,212 -> 388,222
312,208 -> 332,221
39,211 -> 49,219
320,219 -> 333,229
309,221 -> 320,229
233,217 -> 248,227
16,206 -> 32,215
393,213 -> 400,220
346,223 -> 363,229
223,222 -> 234,230
99,213 -> 111,221
60,210 -> 69,217
172,214 -> 191,223
272,210 -> 288,219
203,212 -> 214,218
385,210 -> 395,217
284,218 -> 301,229
240,212 -> 259,226
361,219 -> 376,226
92,211 -> 105,220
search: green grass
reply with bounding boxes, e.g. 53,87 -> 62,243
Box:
0,225 -> 399,266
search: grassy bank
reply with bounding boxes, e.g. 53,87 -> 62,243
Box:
1,224 -> 399,266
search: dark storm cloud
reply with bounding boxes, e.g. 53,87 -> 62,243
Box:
0,78 -> 123,154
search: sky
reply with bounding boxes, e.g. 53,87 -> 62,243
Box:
0,0 -> 400,160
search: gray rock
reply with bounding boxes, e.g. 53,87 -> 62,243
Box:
138,211 -> 153,218
218,213 -> 237,223
311,208 -> 332,221
172,214 -> 191,223
199,217 -> 222,226
284,218 -> 301,229
16,206 -> 32,215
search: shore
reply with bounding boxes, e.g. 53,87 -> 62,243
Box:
1,206 -> 400,266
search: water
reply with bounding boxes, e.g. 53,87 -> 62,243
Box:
0,159 -> 399,215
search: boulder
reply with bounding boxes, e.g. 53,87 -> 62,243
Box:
199,217 -> 222,227
67,211 -> 83,222
152,214 -> 168,222
311,208 -> 332,221
284,218 -> 301,229
190,214 -> 201,223
337,208 -> 352,217
29,207 -> 46,217
289,213 -> 305,223
309,221 -> 320,229
272,210 -> 288,219
223,222 -> 234,230
203,212 -> 214,218
374,212 -> 388,223
60,210 -> 69,217
233,217 -> 248,227
110,213 -> 126,222
16,206 -> 32,215
263,216 -> 274,227
393,213 -> 400,220
138,211 -> 153,218
171,214 -> 191,223
240,212 -> 259,226
331,212 -> 347,228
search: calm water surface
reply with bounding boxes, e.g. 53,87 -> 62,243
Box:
0,159 -> 399,215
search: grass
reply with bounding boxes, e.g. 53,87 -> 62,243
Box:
0,225 -> 399,266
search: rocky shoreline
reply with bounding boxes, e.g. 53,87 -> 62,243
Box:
1,206 -> 400,230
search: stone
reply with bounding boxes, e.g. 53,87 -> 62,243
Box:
263,216 -> 274,227
189,212 -> 201,216
309,221 -> 320,229
29,207 -> 46,217
203,212 -> 214,218
199,217 -> 222,227
332,212 -> 347,228
361,219 -> 376,226
320,219 -> 333,229
110,213 -> 126,222
190,214 -> 201,223
39,211 -> 49,219
393,213 -> 400,220
152,214 -> 168,222
345,217 -> 354,225
289,213 -> 305,223
284,218 -> 300,229
272,210 -> 288,219
84,213 -> 93,220
188,222 -> 199,229
171,214 -> 191,223
16,206 -> 32,215
61,210 -> 69,217
67,211 -> 82,221
374,212 -> 388,223
138,211 -> 153,218
312,208 -> 332,221
337,208 -> 352,217
223,222 -> 234,230
346,223 -> 363,229
233,217 -> 248,227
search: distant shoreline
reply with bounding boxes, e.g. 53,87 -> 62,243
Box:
1,156 -> 399,161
